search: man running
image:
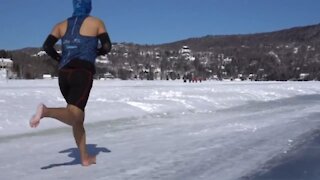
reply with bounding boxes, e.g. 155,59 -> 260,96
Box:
30,0 -> 111,166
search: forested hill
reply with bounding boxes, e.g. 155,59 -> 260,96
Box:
159,23 -> 320,51
2,23 -> 320,80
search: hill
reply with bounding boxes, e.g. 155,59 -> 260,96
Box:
2,23 -> 320,80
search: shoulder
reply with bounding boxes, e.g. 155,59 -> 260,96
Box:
51,20 -> 68,38
86,16 -> 105,25
52,19 -> 67,27
56,20 -> 68,29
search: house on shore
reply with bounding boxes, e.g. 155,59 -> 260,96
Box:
0,58 -> 15,79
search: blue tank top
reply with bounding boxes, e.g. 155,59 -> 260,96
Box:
60,15 -> 98,69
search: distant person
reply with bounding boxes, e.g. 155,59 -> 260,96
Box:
182,74 -> 187,83
29,0 -> 111,167
188,73 -> 192,83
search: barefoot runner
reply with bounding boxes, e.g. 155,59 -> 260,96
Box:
30,0 -> 111,166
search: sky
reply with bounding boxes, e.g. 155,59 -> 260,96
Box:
0,0 -> 320,50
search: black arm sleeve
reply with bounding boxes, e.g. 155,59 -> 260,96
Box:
42,35 -> 61,62
97,32 -> 112,56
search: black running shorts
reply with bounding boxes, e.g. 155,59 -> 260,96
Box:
58,68 -> 93,111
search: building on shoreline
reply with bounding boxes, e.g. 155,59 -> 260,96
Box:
0,58 -> 14,79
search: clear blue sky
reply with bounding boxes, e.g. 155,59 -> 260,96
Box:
1,0 -> 319,50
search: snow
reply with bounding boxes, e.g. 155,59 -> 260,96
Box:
1,80 -> 320,180
32,51 -> 47,57
268,51 -> 281,63
0,58 -> 13,63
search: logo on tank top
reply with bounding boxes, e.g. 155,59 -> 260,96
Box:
74,38 -> 81,43
63,38 -> 81,49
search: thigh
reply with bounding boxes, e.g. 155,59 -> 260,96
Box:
58,70 -> 71,102
68,69 -> 93,111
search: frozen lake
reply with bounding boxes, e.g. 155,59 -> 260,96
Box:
1,80 -> 320,180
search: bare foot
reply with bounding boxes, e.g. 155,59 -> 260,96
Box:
82,155 -> 96,166
30,103 -> 46,128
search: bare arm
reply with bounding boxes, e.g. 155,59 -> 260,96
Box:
51,23 -> 62,39
98,19 -> 107,35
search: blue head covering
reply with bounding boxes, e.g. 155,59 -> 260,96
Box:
73,0 -> 92,16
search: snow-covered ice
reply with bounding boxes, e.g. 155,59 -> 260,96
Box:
1,80 -> 320,180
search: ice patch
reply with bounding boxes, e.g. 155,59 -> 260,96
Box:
226,123 -> 258,132
5,119 -> 11,125
170,98 -> 195,109
188,129 -> 209,136
126,101 -> 162,112
125,166 -> 152,175
56,97 -> 65,101
96,98 -> 108,102
160,90 -> 183,98
148,90 -> 183,99
34,90 -> 44,94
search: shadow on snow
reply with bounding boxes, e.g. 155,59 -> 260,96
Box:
41,144 -> 111,170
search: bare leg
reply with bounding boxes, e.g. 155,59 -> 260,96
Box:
42,104 -> 78,126
73,119 -> 96,166
30,103 -> 45,128
68,106 -> 96,166
30,104 -> 96,166
30,104 -> 75,127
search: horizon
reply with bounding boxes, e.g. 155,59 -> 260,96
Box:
7,22 -> 320,51
1,0 -> 320,50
